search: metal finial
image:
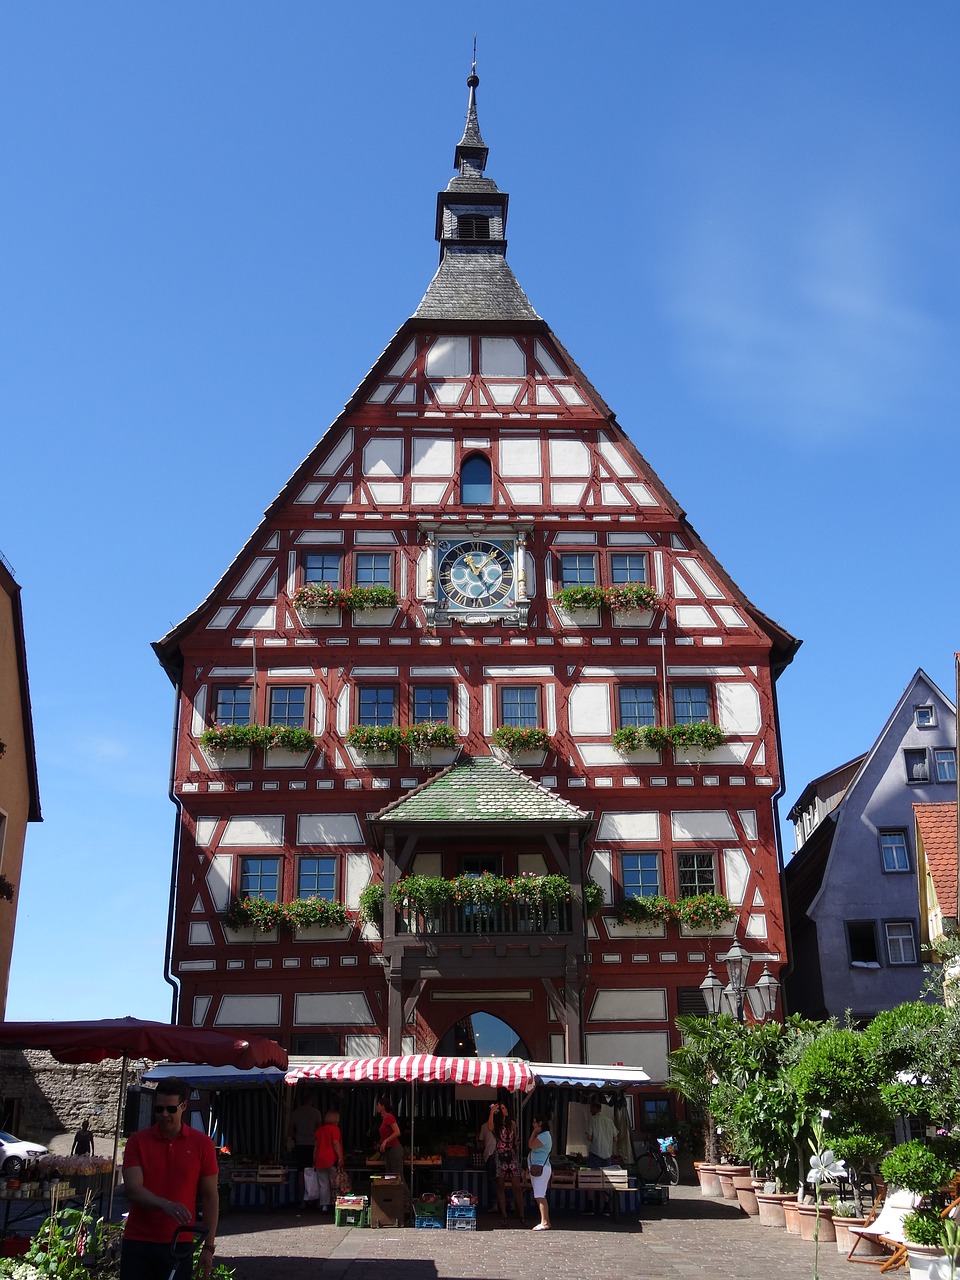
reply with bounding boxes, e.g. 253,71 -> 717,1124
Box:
468,35 -> 479,88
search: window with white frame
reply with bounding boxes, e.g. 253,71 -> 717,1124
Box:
677,851 -> 716,897
915,705 -> 936,728
240,856 -> 281,902
879,830 -> 910,873
935,749 -> 957,783
904,749 -> 929,783
885,921 -> 917,965
622,852 -> 660,899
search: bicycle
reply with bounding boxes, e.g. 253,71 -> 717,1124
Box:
635,1136 -> 680,1185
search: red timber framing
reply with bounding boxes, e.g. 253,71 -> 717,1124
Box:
153,68 -> 798,1093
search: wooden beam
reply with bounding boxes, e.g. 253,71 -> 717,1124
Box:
403,976 -> 426,1025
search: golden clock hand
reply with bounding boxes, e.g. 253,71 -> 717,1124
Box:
464,555 -> 481,574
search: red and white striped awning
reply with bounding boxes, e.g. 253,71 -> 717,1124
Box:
285,1054 -> 536,1093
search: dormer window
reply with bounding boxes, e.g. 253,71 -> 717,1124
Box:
458,215 -> 491,241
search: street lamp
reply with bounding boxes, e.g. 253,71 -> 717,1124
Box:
698,940 -> 780,1023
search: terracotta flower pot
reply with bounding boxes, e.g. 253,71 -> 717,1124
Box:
696,1162 -> 722,1198
733,1175 -> 760,1216
783,1198 -> 802,1234
756,1192 -> 793,1228
833,1216 -> 866,1254
797,1202 -> 835,1242
717,1165 -> 750,1200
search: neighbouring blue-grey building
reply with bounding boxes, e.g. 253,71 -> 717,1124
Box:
784,669 -> 957,1021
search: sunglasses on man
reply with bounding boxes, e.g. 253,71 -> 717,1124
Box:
154,1104 -> 184,1114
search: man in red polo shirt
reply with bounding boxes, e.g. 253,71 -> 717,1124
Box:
121,1078 -> 219,1279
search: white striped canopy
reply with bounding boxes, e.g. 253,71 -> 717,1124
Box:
285,1054 -> 536,1093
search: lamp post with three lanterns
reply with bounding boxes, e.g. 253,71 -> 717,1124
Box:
698,939 -> 780,1023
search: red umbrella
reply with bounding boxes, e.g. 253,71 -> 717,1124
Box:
0,1017 -> 287,1213
0,1018 -> 287,1069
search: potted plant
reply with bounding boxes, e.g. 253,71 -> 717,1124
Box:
611,726 -> 662,759
677,893 -> 735,932
829,1199 -> 868,1253
614,895 -> 678,926
293,582 -> 399,625
200,723 -> 316,761
553,585 -> 605,613
404,721 -> 460,765
667,722 -> 727,756
903,1211 -> 955,1280
490,724 -> 553,763
346,723 -> 405,762
604,582 -> 659,616
358,881 -> 386,931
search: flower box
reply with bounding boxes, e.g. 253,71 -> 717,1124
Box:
292,923 -> 353,942
490,746 -> 547,767
296,606 -> 341,627
612,608 -> 655,628
202,747 -> 252,771
263,747 -> 314,769
554,604 -> 601,628
222,924 -> 278,944
351,606 -> 399,626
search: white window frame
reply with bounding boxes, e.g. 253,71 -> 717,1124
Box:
885,921 -> 917,966
879,830 -> 910,874
934,749 -> 957,783
914,704 -> 936,728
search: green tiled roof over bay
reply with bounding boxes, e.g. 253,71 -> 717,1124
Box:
372,756 -> 590,824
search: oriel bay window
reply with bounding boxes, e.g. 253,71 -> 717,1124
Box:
297,856 -> 336,900
672,684 -> 710,725
358,686 -> 396,726
269,686 -> 307,727
618,685 -> 657,728
677,852 -> 716,897
215,686 -> 252,725
240,856 -> 281,902
622,852 -> 660,899
500,686 -> 540,728
412,685 -> 451,724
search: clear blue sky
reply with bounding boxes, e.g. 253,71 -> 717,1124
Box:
2,2 -> 958,1021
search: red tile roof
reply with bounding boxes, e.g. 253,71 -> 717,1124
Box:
915,802 -> 958,917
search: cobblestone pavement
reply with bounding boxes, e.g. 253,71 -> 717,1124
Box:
216,1184 -> 861,1280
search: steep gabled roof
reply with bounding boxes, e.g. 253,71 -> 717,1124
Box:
369,755 -> 591,826
915,801 -> 958,919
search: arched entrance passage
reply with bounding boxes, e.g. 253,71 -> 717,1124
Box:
435,1011 -> 530,1060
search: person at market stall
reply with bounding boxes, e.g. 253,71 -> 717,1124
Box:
71,1119 -> 95,1156
312,1107 -> 345,1213
478,1111 -> 498,1212
120,1078 -> 219,1280
527,1111 -> 553,1231
487,1100 -> 525,1227
375,1095 -> 404,1178
584,1100 -> 616,1215
288,1089 -> 324,1209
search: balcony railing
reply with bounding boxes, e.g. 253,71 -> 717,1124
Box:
395,899 -> 574,937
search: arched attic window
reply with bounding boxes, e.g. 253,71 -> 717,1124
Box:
461,453 -> 492,505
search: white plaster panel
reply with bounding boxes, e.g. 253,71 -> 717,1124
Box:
745,914 -> 767,939
722,848 -> 750,905
500,437 -> 542,477
431,382 -> 464,405
295,484 -> 324,504
716,606 -> 748,627
483,666 -> 555,678
346,1034 -> 382,1056
579,743 -> 658,765
230,557 -> 275,600
355,531 -> 399,545
553,532 -> 597,545
590,989 -> 667,1022
670,811 -> 737,841
294,991 -> 375,1026
752,888 -> 765,907
267,667 -> 314,678
485,383 -> 521,406
482,684 -> 493,735
192,996 -> 211,1026
297,814 -> 364,845
523,551 -> 536,597
586,848 -> 613,903
557,385 -> 586,405
362,438 -> 403,477
458,683 -> 470,733
481,337 -> 525,376
411,666 -> 460,677
600,485 -> 630,506
325,483 -> 353,503
545,685 -> 557,733
549,1034 -> 565,1062
188,922 -> 215,946
625,483 -> 657,505
179,961 -> 216,971
675,606 -> 715,628
568,684 -> 612,735
191,686 -> 208,738
607,533 -> 656,547
367,482 -> 403,504
257,571 -> 279,600
394,383 -> 416,403
551,483 -> 588,505
345,851 -> 372,908
675,743 -> 750,765
504,483 -> 543,504
195,818 -> 219,847
221,817 -> 284,846
535,340 -> 564,377
678,558 -> 723,597
412,482 -> 449,504
753,742 -> 766,764
367,384 -> 392,403
238,605 -> 277,630
206,607 -> 239,630
337,687 -> 350,734
295,531 -> 345,544
388,339 -> 416,376
316,430 -> 354,476
738,810 -> 758,841
191,895 -> 203,913
216,996 -> 281,1027
596,813 -> 660,841
717,683 -> 762,734
517,853 -> 548,876
426,335 -> 471,377
673,568 -> 696,599
536,385 -> 559,405
598,439 -> 636,478
549,438 -> 591,477
411,437 -> 455,476
585,1032 -> 667,1082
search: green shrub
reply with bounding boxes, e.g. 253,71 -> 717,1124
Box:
880,1141 -> 956,1195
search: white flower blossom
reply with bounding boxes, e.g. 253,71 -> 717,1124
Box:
820,1109 -> 831,1119
807,1150 -> 846,1185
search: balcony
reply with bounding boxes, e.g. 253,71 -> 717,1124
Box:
395,899 -> 574,937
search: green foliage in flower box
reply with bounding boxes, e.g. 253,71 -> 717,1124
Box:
614,894 -> 678,925
553,585 -> 606,610
667,722 -> 727,753
345,724 -> 406,752
612,726 -> 658,754
358,881 -> 386,927
200,724 -> 316,752
293,583 -> 398,611
385,872 -> 603,919
612,723 -> 725,755
224,896 -> 349,933
553,583 -> 659,612
676,893 -> 735,930
404,721 -> 459,753
490,725 -> 553,753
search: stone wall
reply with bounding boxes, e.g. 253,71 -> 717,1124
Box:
0,1049 -> 154,1146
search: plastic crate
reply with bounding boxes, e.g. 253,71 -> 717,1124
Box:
416,1216 -> 446,1229
335,1204 -> 368,1227
446,1203 -> 477,1219
446,1213 -> 477,1231
413,1198 -> 445,1222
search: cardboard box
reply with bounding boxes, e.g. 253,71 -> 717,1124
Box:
369,1177 -> 405,1228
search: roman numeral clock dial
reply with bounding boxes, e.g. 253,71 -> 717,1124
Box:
437,539 -> 516,616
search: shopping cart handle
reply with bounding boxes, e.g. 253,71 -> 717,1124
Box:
169,1223 -> 208,1262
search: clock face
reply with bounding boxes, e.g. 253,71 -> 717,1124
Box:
438,539 -> 515,611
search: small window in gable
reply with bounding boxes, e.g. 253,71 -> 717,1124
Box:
458,214 -> 490,241
915,705 -> 936,728
461,453 -> 492,505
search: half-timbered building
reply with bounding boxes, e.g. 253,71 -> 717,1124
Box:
154,69 -> 798,1092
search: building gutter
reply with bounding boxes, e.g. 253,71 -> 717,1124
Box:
162,669 -> 184,1020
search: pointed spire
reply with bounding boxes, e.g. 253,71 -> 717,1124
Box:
454,51 -> 488,175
